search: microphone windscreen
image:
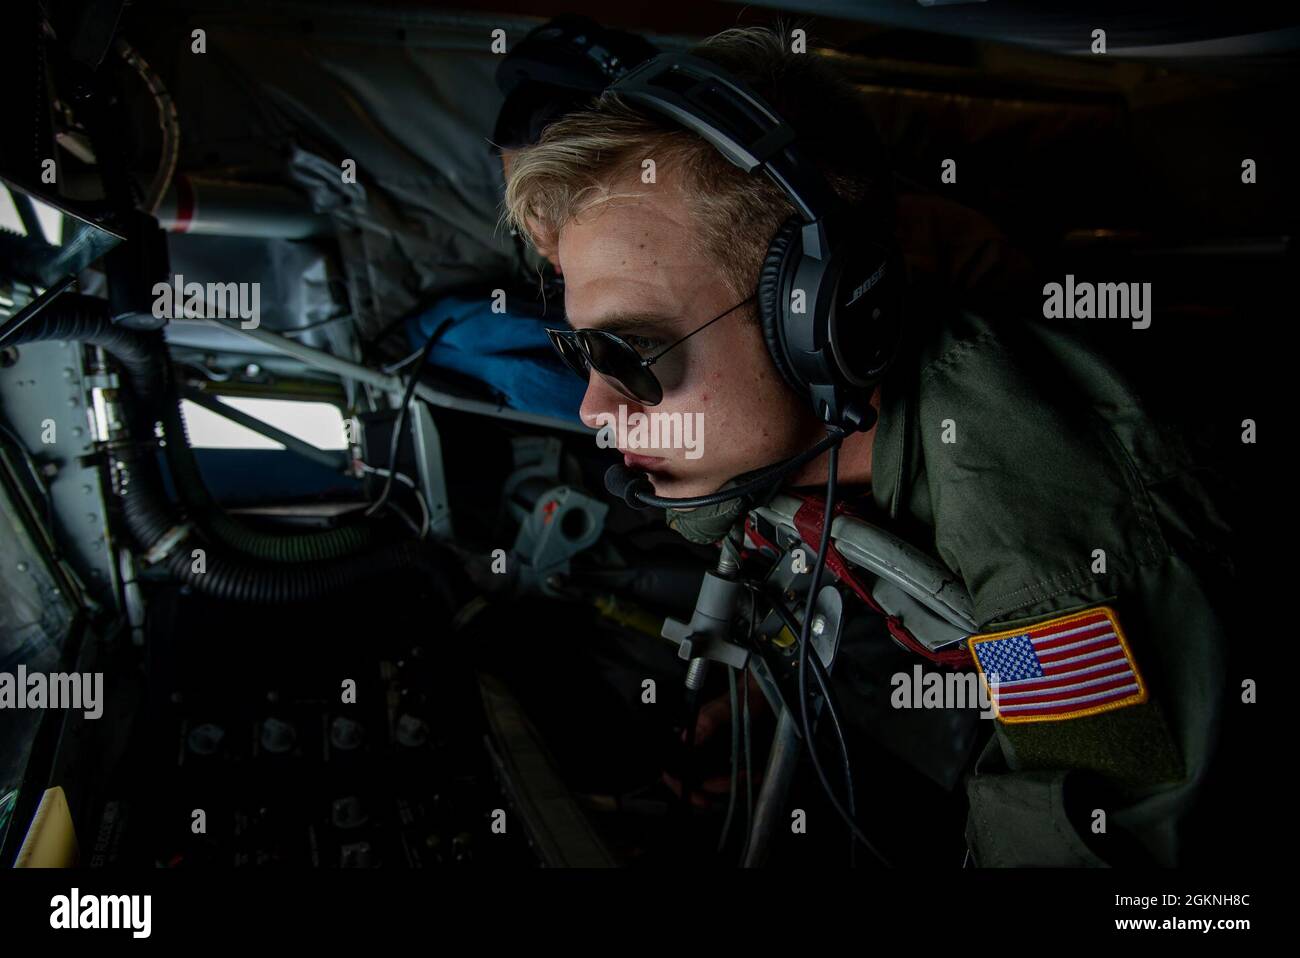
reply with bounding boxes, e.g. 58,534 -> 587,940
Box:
604,464 -> 654,509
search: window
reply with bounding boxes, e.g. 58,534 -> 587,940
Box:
179,397 -> 348,451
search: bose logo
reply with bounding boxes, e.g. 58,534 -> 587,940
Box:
845,261 -> 887,308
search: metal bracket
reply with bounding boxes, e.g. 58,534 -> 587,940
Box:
410,402 -> 453,540
142,522 -> 193,565
747,584 -> 845,733
659,570 -> 751,671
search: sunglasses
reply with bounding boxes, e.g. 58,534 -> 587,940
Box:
546,292 -> 757,406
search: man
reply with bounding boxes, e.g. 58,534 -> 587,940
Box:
502,25 -> 1233,866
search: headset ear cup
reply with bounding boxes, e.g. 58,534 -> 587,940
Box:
757,217 -> 805,394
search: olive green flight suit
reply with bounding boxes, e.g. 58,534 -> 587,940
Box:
870,304 -> 1235,866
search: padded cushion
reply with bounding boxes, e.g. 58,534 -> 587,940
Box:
757,217 -> 806,394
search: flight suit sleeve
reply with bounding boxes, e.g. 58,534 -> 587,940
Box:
961,548 -> 1222,863
962,554 -> 1227,867
878,308 -> 1232,867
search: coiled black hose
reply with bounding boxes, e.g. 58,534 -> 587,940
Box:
102,309 -> 381,560
6,294 -> 461,606
159,396 -> 384,562
8,293 -> 383,560
113,432 -> 459,608
3,297 -> 167,412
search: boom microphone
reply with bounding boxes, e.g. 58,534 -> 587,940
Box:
602,428 -> 850,510
604,464 -> 656,508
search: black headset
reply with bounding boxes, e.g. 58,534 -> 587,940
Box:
608,52 -> 903,433
494,16 -> 660,152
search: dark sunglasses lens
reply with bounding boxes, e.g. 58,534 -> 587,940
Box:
547,329 -> 589,378
579,330 -> 663,405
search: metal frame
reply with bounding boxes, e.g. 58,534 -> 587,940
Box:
202,317 -> 594,435
0,339 -> 119,605
179,385 -> 350,472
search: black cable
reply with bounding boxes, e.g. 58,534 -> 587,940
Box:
722,586 -> 761,857
625,427 -> 845,510
679,686 -> 701,818
795,439 -> 890,865
365,319 -> 451,519
757,588 -> 852,801
812,644 -> 859,868
757,582 -> 860,867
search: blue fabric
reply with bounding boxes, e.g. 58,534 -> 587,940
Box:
406,295 -> 585,420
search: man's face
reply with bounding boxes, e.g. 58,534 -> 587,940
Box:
558,181 -> 822,498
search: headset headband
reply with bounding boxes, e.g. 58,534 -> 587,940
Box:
496,17 -> 659,97
608,52 -> 837,225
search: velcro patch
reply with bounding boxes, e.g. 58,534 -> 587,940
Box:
968,606 -> 1146,724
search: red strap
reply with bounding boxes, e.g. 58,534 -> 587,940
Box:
744,515 -> 780,556
793,496 -> 973,670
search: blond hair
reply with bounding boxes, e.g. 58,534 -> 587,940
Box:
501,25 -> 891,302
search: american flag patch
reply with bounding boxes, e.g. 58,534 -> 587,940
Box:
969,606 -> 1146,724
